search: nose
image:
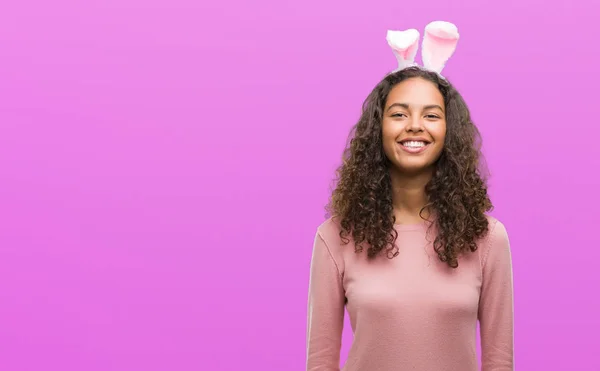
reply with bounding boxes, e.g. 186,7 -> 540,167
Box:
406,116 -> 424,132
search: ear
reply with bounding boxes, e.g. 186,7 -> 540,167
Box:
386,29 -> 420,71
421,21 -> 460,75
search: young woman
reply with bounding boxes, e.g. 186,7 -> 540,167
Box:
306,22 -> 514,371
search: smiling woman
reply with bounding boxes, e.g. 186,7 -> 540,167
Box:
306,21 -> 514,371
327,66 -> 493,262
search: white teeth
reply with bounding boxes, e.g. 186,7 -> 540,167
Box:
402,141 -> 427,148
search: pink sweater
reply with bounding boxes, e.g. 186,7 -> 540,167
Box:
306,216 -> 514,371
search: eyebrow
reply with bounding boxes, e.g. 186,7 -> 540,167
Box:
386,103 -> 444,112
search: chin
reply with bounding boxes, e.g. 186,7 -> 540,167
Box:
394,161 -> 436,175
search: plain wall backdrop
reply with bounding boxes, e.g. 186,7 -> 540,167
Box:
1,0 -> 599,370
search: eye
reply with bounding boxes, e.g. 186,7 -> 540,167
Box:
425,114 -> 441,119
391,113 -> 407,118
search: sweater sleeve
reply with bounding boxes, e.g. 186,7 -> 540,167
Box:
306,231 -> 345,371
478,220 -> 514,371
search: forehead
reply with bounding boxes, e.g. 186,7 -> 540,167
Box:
386,78 -> 444,106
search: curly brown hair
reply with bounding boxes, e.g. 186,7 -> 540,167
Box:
326,66 -> 493,268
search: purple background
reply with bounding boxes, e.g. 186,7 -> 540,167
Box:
1,0 -> 599,370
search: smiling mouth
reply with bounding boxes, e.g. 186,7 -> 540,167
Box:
397,140 -> 431,154
399,140 -> 430,148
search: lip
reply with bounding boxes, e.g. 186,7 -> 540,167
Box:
397,138 -> 432,154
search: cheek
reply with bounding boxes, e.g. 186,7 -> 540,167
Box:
381,121 -> 394,140
432,125 -> 446,158
381,121 -> 397,154
430,122 -> 447,143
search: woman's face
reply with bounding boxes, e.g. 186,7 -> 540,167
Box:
382,77 -> 447,175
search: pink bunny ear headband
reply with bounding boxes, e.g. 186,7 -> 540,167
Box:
386,20 -> 460,79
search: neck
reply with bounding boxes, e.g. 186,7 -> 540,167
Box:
390,167 -> 433,224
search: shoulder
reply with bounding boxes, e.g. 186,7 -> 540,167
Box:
479,215 -> 511,268
485,215 -> 509,241
316,216 -> 343,243
314,216 -> 347,267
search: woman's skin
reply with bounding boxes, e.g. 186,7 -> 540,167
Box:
381,77 -> 447,225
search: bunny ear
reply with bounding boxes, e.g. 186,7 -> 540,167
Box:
421,21 -> 460,75
386,29 -> 420,71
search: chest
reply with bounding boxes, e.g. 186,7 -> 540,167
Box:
342,237 -> 483,318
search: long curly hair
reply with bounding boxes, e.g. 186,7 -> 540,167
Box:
326,66 -> 493,268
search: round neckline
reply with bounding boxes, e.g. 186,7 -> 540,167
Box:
393,220 -> 429,231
